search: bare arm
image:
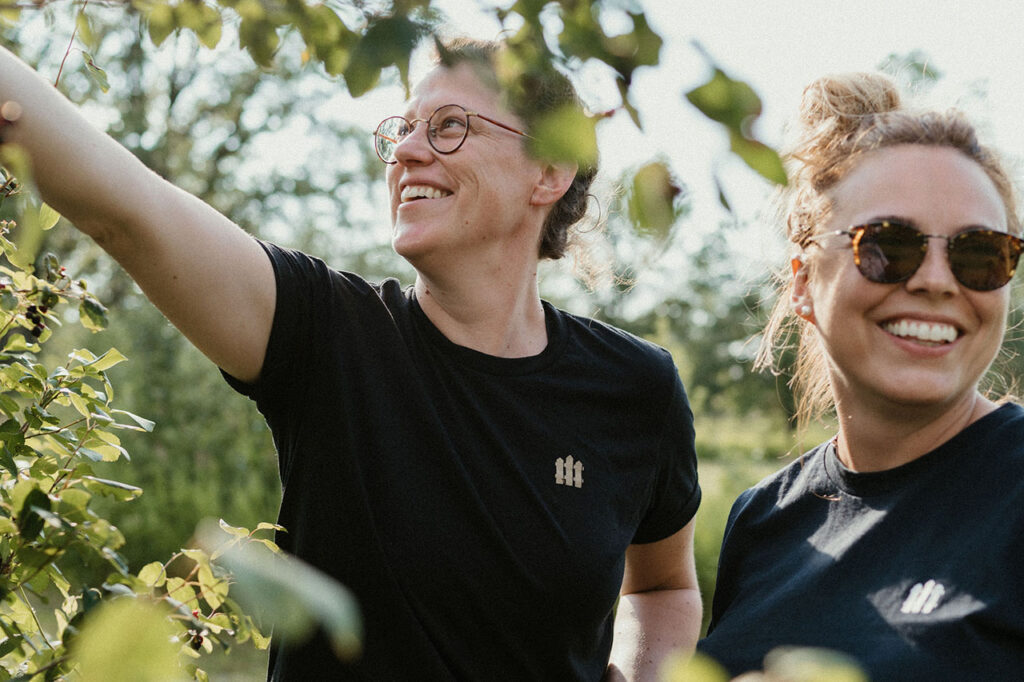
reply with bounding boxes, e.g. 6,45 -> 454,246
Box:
0,45 -> 274,382
605,520 -> 702,681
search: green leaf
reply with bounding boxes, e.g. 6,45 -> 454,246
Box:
685,68 -> 762,131
175,2 -> 222,49
763,646 -> 869,682
110,409 -> 155,432
344,16 -> 424,97
70,598 -> 180,682
238,16 -> 280,68
729,131 -> 787,185
89,348 -> 128,372
75,9 -> 98,52
217,518 -> 249,538
198,563 -> 228,610
200,522 -> 361,660
527,105 -> 598,167
80,52 -> 110,94
627,161 -> 686,239
16,486 -> 51,540
79,296 -> 108,332
38,203 -> 61,230
146,3 -> 175,46
81,476 -> 142,501
137,562 -> 167,588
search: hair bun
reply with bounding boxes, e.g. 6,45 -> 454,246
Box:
797,73 -> 902,139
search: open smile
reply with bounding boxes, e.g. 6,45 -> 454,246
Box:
881,319 -> 960,345
400,184 -> 453,203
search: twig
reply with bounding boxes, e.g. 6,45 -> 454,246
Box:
55,0 -> 89,88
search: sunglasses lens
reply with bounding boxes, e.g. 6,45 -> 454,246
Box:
949,231 -> 1023,291
856,222 -> 925,283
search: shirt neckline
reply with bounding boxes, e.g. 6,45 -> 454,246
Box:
822,403 -> 1019,497
409,291 -> 567,376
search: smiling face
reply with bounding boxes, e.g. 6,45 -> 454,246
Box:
795,144 -> 1011,416
385,63 -> 549,274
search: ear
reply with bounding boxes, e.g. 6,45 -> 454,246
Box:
530,162 -> 578,207
791,254 -> 817,323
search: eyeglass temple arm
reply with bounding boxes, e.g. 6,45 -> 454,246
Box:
470,112 -> 531,139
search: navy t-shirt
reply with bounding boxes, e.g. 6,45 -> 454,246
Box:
699,403 -> 1024,680
225,242 -> 701,680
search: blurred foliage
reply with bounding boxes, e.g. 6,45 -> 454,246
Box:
0,174 -> 311,678
4,2 -> 983,681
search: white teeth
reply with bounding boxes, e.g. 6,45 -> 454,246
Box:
401,185 -> 451,202
883,320 -> 958,344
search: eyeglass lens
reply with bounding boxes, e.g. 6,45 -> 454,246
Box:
374,105 -> 471,163
853,221 -> 1024,291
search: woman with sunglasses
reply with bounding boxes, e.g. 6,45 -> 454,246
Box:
698,72 -> 1024,678
0,37 -> 701,680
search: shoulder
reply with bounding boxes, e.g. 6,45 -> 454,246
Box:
729,445 -> 830,519
552,305 -> 675,373
258,240 -> 408,304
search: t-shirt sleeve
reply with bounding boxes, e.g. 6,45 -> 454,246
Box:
632,368 -> 701,544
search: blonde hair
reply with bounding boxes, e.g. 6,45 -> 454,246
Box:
756,72 -> 1021,435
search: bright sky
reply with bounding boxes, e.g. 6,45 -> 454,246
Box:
412,0 -> 1024,282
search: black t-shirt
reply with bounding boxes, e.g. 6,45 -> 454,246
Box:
699,403 -> 1024,680
225,242 -> 701,681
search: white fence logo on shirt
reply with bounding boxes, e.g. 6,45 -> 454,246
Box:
555,456 -> 584,488
900,580 -> 946,615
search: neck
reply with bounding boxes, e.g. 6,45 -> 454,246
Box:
414,263 -> 547,358
833,391 -> 997,472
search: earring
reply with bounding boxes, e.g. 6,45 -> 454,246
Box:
798,304 -> 812,318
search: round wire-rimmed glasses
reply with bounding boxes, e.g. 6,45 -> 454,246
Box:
372,103 -> 529,164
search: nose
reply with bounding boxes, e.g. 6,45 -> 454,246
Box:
392,119 -> 433,166
905,235 -> 958,296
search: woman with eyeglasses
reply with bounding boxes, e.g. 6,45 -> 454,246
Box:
0,37 -> 702,681
697,72 -> 1024,678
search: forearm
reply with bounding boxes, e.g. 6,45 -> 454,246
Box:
0,45 -> 160,239
0,45 -> 274,381
606,587 -> 702,682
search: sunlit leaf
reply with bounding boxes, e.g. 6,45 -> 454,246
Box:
38,203 -> 61,231
110,409 -> 155,432
89,348 -> 129,372
146,3 -> 175,46
198,562 -> 229,610
686,68 -> 761,131
764,646 -> 869,682
71,598 -> 179,682
81,475 -> 142,501
239,16 -> 280,68
527,105 -> 598,167
199,522 -> 362,661
627,161 -> 685,240
79,295 -> 108,332
729,131 -> 787,185
75,10 -> 98,52
138,561 -> 167,588
81,52 -> 110,93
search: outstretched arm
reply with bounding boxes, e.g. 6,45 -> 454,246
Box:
0,45 -> 274,383
605,520 -> 702,681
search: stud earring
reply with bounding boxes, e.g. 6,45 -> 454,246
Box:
798,304 -> 812,318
